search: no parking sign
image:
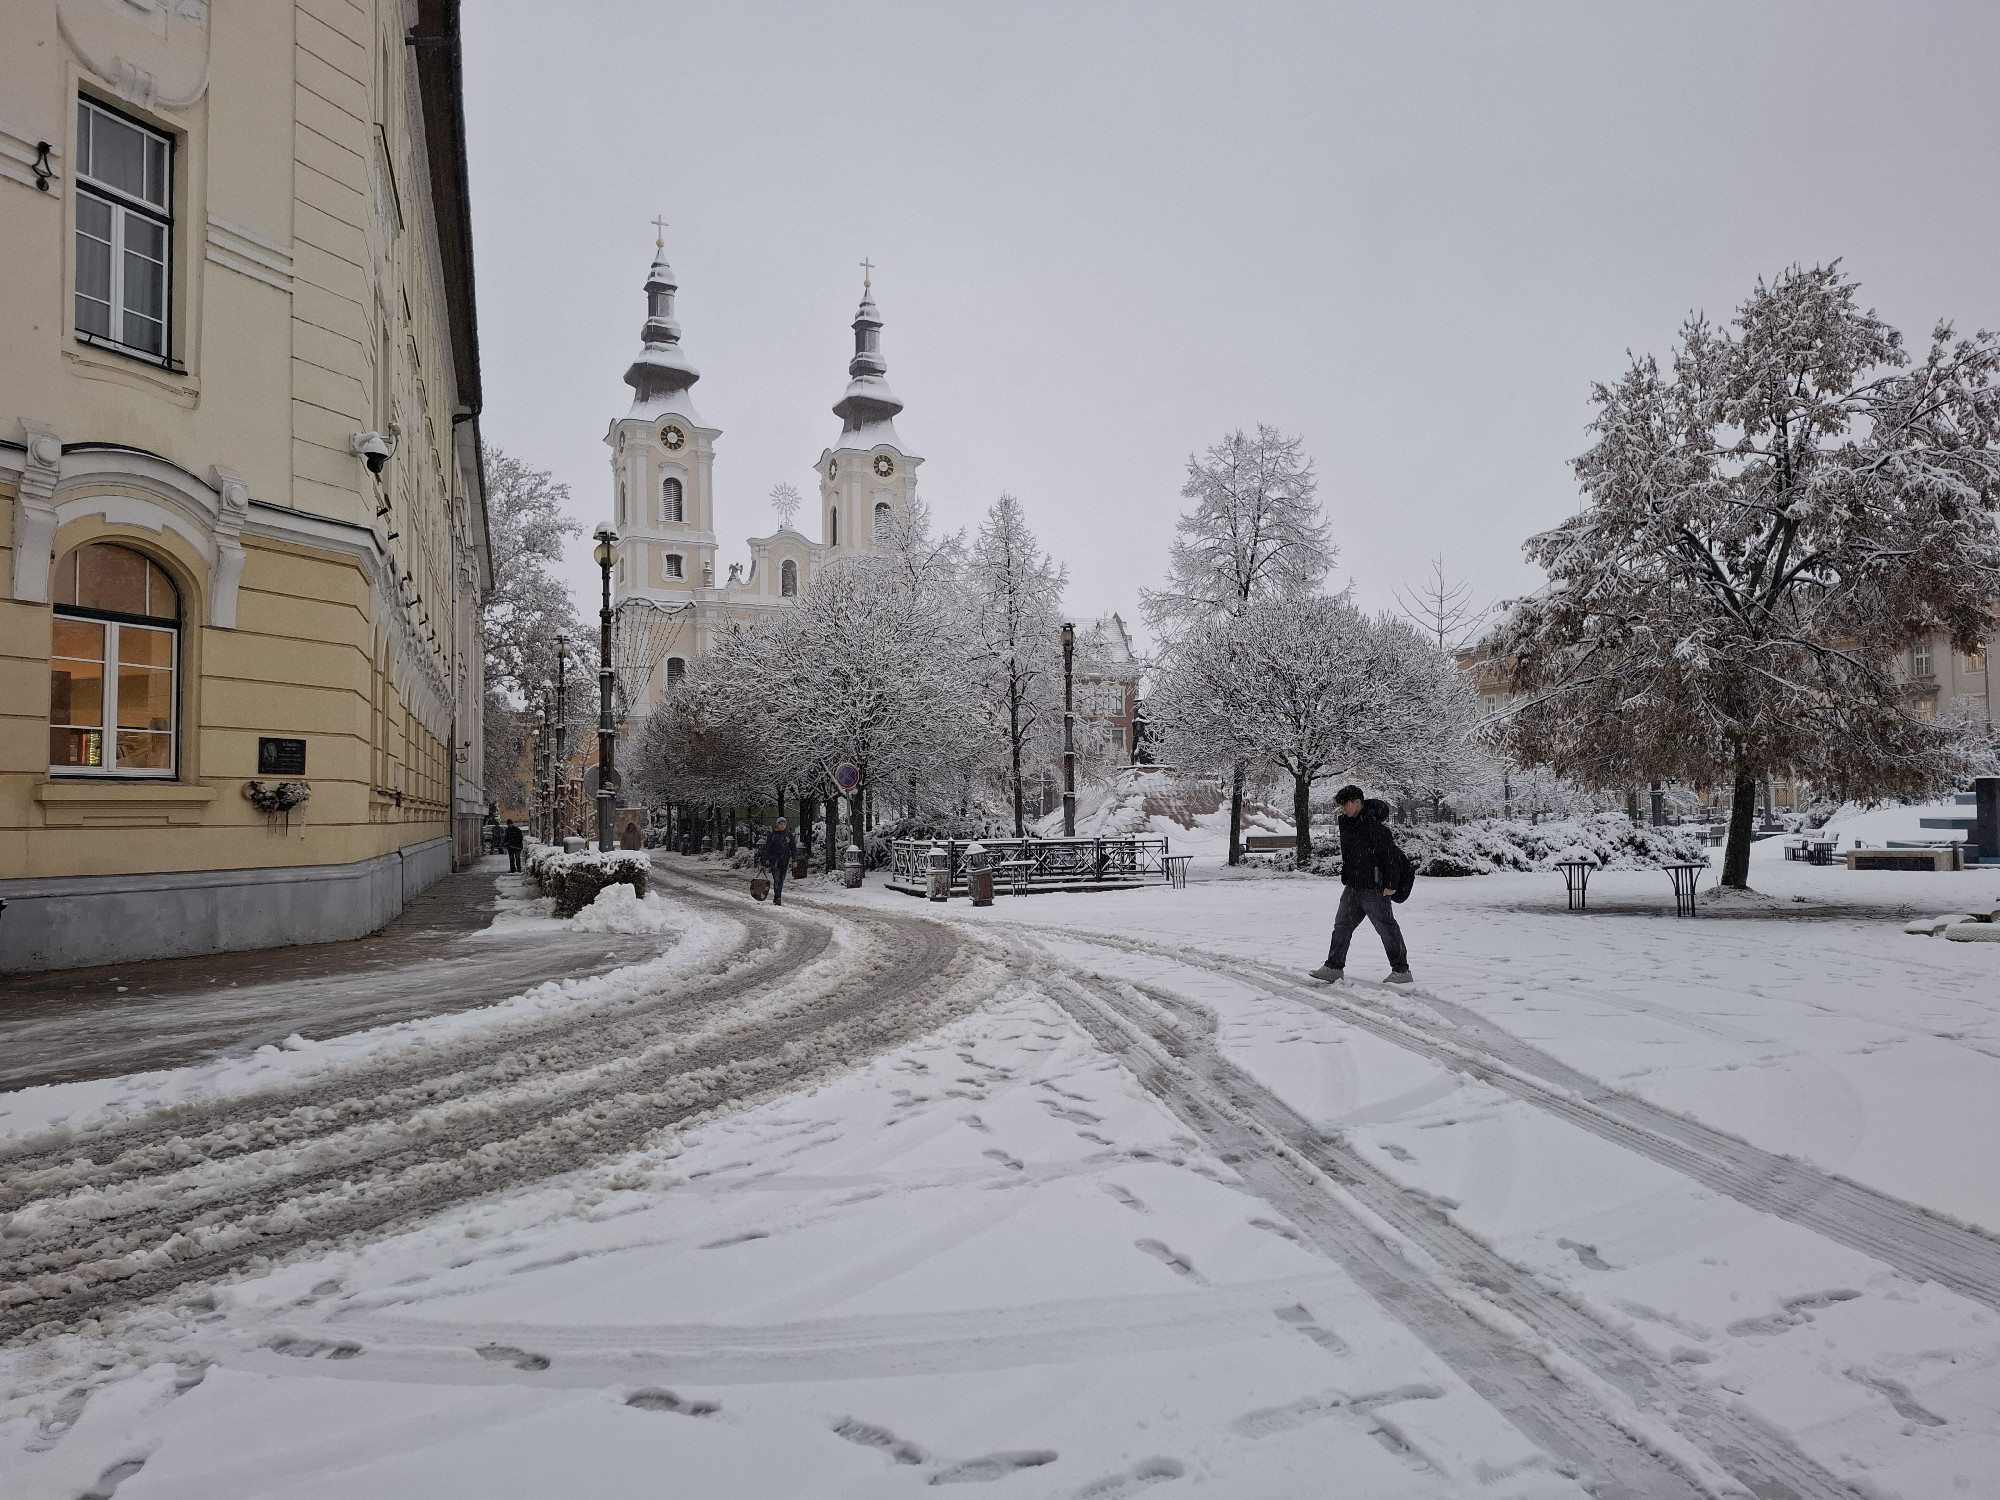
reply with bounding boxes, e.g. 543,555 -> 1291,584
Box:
833,762 -> 861,792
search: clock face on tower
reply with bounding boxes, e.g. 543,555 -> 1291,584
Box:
661,424 -> 686,451
872,454 -> 895,478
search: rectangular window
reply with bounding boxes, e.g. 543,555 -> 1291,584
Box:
1912,642 -> 1932,677
75,98 -> 173,361
50,616 -> 178,775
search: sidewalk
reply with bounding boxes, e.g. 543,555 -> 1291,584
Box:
0,857 -> 662,1092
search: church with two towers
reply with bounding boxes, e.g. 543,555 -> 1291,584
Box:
605,235 -> 921,714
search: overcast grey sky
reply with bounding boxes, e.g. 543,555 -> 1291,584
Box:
462,1 -> 2000,644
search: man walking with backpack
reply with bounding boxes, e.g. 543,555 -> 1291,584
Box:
1311,786 -> 1415,986
760,818 -> 797,907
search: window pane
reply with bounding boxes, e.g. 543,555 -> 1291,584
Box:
88,107 -> 148,199
144,555 -> 178,619
115,730 -> 173,770
117,661 -> 173,731
52,727 -> 105,768
119,623 -> 174,668
77,100 -> 92,175
76,194 -> 114,337
78,544 -> 151,615
122,216 -> 166,353
53,617 -> 107,677
145,134 -> 169,208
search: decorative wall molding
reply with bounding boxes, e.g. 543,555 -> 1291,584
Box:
205,215 -> 294,293
0,123 -> 61,194
11,425 -> 65,603
59,2 -> 210,113
207,465 -> 249,627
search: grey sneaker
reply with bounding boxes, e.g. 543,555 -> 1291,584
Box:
1384,970 -> 1415,986
1309,965 -> 1344,982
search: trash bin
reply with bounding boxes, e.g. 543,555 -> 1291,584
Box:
843,843 -> 865,888
927,842 -> 952,902
966,842 -> 994,907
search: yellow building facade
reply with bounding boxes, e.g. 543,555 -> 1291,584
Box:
0,0 -> 489,972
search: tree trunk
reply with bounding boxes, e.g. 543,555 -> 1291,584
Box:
798,794 -> 816,858
1721,765 -> 1758,889
1292,772 -> 1313,864
849,786 -> 866,865
825,794 -> 838,872
1228,760 -> 1246,866
1008,681 -> 1026,838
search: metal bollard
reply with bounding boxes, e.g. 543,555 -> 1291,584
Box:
843,843 -> 865,888
927,842 -> 952,901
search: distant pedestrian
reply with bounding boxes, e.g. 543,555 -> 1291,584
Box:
502,819 -> 525,873
760,818 -> 796,906
1312,786 -> 1415,985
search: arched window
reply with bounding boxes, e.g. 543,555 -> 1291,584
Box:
781,559 -> 798,597
616,480 -> 626,528
829,509 -> 838,546
661,476 -> 684,524
663,553 -> 683,580
50,542 -> 180,775
874,501 -> 892,542
665,657 -> 685,689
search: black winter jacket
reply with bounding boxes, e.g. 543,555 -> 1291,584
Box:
1336,799 -> 1403,890
760,830 -> 796,870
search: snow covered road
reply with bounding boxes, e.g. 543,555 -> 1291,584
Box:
3,858 -> 1996,1498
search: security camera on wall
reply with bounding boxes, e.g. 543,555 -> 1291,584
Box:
350,431 -> 392,474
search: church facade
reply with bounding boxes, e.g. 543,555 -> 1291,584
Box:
605,240 -> 920,713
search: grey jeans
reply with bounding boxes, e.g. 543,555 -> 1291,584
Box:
1327,886 -> 1408,971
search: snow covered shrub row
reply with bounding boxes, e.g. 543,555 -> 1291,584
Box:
1303,814 -> 1708,878
528,846 -> 651,916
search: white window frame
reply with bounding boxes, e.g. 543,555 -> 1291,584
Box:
663,553 -> 684,580
661,476 -> 684,524
50,609 -> 181,778
1913,642 -> 1933,677
74,97 -> 174,364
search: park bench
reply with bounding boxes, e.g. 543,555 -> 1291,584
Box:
1846,847 -> 1963,872
1242,834 -> 1295,853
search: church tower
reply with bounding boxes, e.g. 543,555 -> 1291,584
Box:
817,267 -> 921,555
606,231 -> 719,603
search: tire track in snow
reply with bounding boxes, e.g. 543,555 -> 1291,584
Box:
1058,927 -> 2000,1316
1031,947 -> 1860,1500
0,880 -> 986,1342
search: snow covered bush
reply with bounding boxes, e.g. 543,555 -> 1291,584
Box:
529,847 -> 651,917
1304,814 -> 1707,878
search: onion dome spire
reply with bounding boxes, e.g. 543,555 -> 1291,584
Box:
624,221 -> 701,415
832,259 -> 903,440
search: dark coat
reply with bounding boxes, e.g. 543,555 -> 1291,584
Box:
760,829 -> 796,870
502,824 -> 524,851
1336,799 -> 1402,890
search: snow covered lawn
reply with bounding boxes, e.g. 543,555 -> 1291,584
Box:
2,856 -> 1995,1498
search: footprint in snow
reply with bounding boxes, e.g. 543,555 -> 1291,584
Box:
626,1388 -> 720,1417
960,1114 -> 993,1134
476,1344 -> 551,1371
931,1450 -> 1058,1484
1556,1237 -> 1615,1271
1041,1100 -> 1105,1126
982,1148 -> 1024,1171
1847,1368 -> 1947,1426
1069,1456 -> 1185,1497
700,1229 -> 772,1248
1726,1289 -> 1860,1338
1272,1303 -> 1348,1354
1133,1239 -> 1205,1283
266,1336 -> 363,1360
1377,1142 -> 1416,1163
1101,1182 -> 1149,1213
80,1457 -> 147,1499
832,1417 -> 929,1465
1247,1217 -> 1304,1245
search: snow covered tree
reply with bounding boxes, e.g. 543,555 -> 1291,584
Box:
1151,598 -> 1473,862
967,495 -> 1068,835
1142,425 -> 1335,862
479,450 -> 585,808
1486,265 -> 2000,888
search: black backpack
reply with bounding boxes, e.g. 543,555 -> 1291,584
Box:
1384,837 -> 1417,904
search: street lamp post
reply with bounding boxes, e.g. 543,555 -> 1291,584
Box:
1061,621 -> 1076,838
528,722 -> 542,842
553,636 -> 568,842
592,524 -> 620,851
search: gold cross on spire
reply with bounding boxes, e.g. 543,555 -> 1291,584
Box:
652,215 -> 669,248
859,257 -> 874,290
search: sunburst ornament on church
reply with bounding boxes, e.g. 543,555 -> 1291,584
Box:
873,454 -> 895,478
661,424 -> 686,451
